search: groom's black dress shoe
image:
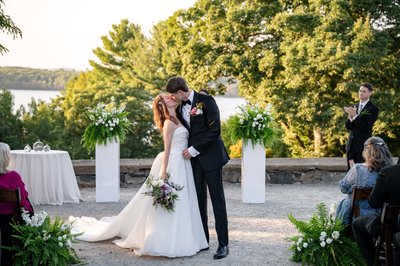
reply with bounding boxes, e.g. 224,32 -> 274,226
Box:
213,245 -> 229,259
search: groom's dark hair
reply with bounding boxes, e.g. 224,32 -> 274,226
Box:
165,76 -> 189,93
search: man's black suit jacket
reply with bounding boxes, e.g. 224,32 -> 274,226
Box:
178,91 -> 229,171
368,164 -> 400,208
345,101 -> 379,155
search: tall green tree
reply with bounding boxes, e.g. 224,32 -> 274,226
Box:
260,0 -> 400,156
61,20 -> 162,159
158,0 -> 400,157
18,98 -> 66,151
0,0 -> 22,54
0,90 -> 23,148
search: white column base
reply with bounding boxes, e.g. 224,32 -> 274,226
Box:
95,139 -> 120,202
241,140 -> 266,203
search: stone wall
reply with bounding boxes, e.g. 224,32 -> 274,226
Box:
73,157 -> 399,187
72,157 -> 363,187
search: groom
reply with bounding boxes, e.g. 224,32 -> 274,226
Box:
166,76 -> 230,259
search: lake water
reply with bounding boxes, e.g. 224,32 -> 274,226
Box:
9,90 -> 247,121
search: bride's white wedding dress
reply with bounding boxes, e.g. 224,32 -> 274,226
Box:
69,127 -> 208,257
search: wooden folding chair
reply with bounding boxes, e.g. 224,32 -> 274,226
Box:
374,203 -> 400,266
0,188 -> 23,224
349,187 -> 373,225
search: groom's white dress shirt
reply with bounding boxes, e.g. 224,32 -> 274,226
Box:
182,90 -> 200,157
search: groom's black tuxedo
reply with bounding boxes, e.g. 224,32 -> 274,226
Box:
177,91 -> 229,247
345,100 -> 379,168
182,92 -> 229,170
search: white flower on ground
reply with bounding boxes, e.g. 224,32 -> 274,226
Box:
58,236 -> 63,241
332,231 -> 340,240
297,247 -> 301,251
326,238 -> 333,244
303,242 -> 308,248
320,231 -> 327,237
59,242 -> 63,247
61,223 -> 70,230
329,202 -> 338,217
319,235 -> 326,241
297,237 -> 303,244
320,241 -> 326,247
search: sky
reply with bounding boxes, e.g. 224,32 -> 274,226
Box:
0,0 -> 196,70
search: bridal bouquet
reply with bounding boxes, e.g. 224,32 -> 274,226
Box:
82,98 -> 132,151
227,104 -> 274,147
5,210 -> 82,265
143,175 -> 184,212
288,203 -> 363,266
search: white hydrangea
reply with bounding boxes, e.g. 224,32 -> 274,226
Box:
326,238 -> 333,244
331,231 -> 340,240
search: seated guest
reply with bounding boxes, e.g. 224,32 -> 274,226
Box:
336,137 -> 393,225
0,142 -> 33,265
352,162 -> 400,266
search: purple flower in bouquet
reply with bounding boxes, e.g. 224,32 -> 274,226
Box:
143,175 -> 183,212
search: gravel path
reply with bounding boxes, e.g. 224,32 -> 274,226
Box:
35,181 -> 343,265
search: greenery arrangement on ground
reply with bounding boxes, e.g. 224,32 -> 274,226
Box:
5,211 -> 82,265
288,203 -> 365,266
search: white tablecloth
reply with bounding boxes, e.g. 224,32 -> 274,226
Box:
9,150 -> 82,205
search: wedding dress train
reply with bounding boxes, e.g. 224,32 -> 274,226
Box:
69,127 -> 208,257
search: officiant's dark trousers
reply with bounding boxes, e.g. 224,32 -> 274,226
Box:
192,157 -> 228,247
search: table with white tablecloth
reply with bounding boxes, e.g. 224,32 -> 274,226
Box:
9,150 -> 82,205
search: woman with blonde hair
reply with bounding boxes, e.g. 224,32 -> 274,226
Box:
71,93 -> 208,257
336,136 -> 393,225
0,142 -> 33,265
0,142 -> 34,213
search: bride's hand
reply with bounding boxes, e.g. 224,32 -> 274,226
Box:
160,172 -> 168,180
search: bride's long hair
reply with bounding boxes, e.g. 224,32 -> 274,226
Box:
152,94 -> 177,131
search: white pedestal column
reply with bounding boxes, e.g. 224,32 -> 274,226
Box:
241,140 -> 266,203
95,139 -> 120,202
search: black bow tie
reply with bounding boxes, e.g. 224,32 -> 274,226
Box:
182,99 -> 191,106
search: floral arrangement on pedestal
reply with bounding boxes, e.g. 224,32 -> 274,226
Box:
226,104 -> 274,147
288,203 -> 364,266
82,99 -> 132,151
5,210 -> 82,265
143,175 -> 184,212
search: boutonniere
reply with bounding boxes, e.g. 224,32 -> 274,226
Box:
360,109 -> 370,116
190,102 -> 204,116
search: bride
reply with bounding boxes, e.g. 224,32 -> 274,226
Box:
69,93 -> 208,257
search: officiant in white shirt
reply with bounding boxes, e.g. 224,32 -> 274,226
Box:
344,83 -> 379,169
